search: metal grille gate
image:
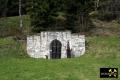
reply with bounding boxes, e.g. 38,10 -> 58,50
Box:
50,39 -> 62,59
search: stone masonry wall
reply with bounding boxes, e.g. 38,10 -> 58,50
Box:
27,31 -> 85,59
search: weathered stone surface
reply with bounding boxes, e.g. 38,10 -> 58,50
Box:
27,31 -> 85,59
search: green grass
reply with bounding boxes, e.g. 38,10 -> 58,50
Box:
0,36 -> 120,80
92,19 -> 120,36
0,15 -> 30,37
0,38 -> 27,58
0,15 -> 120,80
86,36 -> 120,58
0,15 -> 30,29
0,57 -> 119,80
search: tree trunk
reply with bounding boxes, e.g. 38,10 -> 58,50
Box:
19,0 -> 23,29
95,0 -> 99,11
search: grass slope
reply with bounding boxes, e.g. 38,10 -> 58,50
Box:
0,56 -> 119,80
0,15 -> 30,37
0,38 -> 27,58
0,15 -> 30,29
0,36 -> 120,80
91,19 -> 120,36
0,16 -> 120,80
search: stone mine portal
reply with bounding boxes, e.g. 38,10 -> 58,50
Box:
27,31 -> 85,59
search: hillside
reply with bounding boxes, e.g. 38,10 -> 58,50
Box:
91,19 -> 120,37
0,36 -> 120,80
0,15 -> 30,37
0,16 -> 120,80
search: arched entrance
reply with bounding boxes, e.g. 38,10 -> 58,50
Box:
50,39 -> 62,59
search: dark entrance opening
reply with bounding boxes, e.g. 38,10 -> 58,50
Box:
50,39 -> 62,59
67,41 -> 71,58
